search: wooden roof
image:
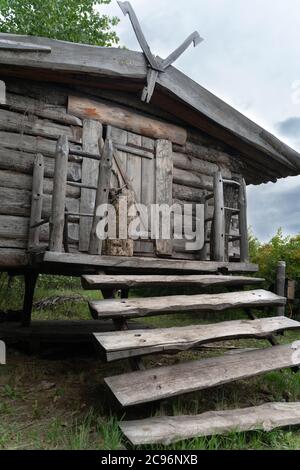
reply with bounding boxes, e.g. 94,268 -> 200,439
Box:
0,33 -> 299,184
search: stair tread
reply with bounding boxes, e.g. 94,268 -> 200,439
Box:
82,274 -> 264,290
105,343 -> 300,406
120,402 -> 300,445
94,316 -> 300,361
90,289 -> 285,320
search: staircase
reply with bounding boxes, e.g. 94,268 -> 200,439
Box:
82,273 -> 300,445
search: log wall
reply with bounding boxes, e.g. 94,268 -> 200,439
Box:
0,77 -> 243,268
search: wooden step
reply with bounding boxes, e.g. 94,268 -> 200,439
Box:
95,316 -> 300,361
89,289 -> 285,320
39,251 -> 259,274
82,274 -> 264,290
120,402 -> 300,445
105,343 -> 300,406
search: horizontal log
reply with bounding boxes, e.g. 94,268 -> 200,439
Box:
0,131 -> 81,157
173,167 -> 213,191
0,215 -> 78,244
0,108 -> 82,143
96,316 -> 296,361
82,274 -> 264,290
0,169 -> 80,198
0,248 -> 28,268
0,147 -> 81,181
42,251 -> 259,274
105,343 -> 300,406
173,141 -> 232,165
6,92 -> 82,126
120,402 -> 300,445
0,187 -> 79,218
173,151 -> 231,178
68,96 -> 187,145
173,184 -> 205,203
89,289 -> 285,320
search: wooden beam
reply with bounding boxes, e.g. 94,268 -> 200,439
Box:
89,289 -> 285,320
105,343 -> 300,406
49,135 -> 69,252
68,96 -> 187,145
95,316 -> 300,361
120,402 -> 300,445
0,80 -> 5,104
82,274 -> 264,290
28,154 -> 44,250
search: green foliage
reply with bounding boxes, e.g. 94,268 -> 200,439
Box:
0,0 -> 119,46
249,228 -> 300,300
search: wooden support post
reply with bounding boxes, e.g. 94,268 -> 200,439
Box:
212,171 -> 225,261
80,120 -> 103,251
28,153 -> 44,251
199,197 -> 209,260
49,135 -> 69,252
276,261 -> 286,316
89,138 -> 113,255
239,177 -> 249,262
21,271 -> 38,327
0,80 -> 6,104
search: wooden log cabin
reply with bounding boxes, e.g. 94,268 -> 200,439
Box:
1,4 -> 300,443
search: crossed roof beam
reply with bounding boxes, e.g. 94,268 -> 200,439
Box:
118,1 -> 203,103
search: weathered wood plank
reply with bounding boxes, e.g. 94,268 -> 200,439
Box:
49,136 -> 69,252
0,109 -> 82,142
0,187 -> 79,218
0,169 -> 80,199
173,151 -> 231,178
238,177 -> 249,262
28,154 -> 44,250
120,402 -> 300,445
0,131 -> 81,157
173,184 -> 205,203
42,251 -> 259,273
80,120 -> 102,251
68,96 -> 187,145
156,140 -> 173,256
89,290 -> 285,320
82,274 -> 264,290
0,148 -> 81,182
89,138 -> 113,254
5,92 -> 82,126
96,316 -> 299,361
0,248 -> 28,268
173,167 -> 213,191
212,171 -> 225,261
0,80 -> 5,104
105,343 -> 300,406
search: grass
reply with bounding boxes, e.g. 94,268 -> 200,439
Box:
1,273 -> 300,450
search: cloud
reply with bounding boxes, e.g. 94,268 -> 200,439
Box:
101,0 -> 300,241
276,117 -> 300,138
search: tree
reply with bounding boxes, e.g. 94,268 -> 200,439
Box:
0,0 -> 119,46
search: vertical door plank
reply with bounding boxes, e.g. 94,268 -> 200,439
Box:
155,139 -> 173,256
79,120 -> 103,251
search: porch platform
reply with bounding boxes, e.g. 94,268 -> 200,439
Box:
31,251 -> 259,275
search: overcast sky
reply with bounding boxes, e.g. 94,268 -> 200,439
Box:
102,0 -> 300,241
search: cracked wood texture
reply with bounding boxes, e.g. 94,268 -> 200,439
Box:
120,402 -> 300,445
89,289 -> 285,320
95,316 -> 300,361
105,343 -> 300,406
